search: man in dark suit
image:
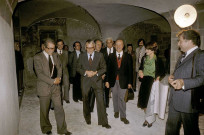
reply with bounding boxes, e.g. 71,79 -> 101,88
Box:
101,37 -> 116,108
34,38 -> 71,135
69,41 -> 82,102
56,39 -> 70,103
105,39 -> 133,124
77,39 -> 111,129
165,30 -> 204,135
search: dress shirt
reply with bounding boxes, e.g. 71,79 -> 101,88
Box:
43,51 -> 54,65
116,51 -> 123,59
107,47 -> 114,55
87,51 -> 95,61
76,50 -> 81,58
57,49 -> 63,55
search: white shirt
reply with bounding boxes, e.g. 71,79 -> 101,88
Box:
76,50 -> 81,58
57,49 -> 63,55
107,47 -> 114,55
116,51 -> 123,58
43,51 -> 54,64
87,51 -> 95,60
184,46 -> 198,59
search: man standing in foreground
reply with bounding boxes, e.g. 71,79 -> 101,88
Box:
34,38 -> 71,135
165,30 -> 204,135
105,39 -> 133,124
77,40 -> 111,129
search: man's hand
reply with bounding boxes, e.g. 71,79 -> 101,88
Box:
102,74 -> 106,80
171,79 -> 184,90
128,84 -> 132,89
138,70 -> 144,78
105,82 -> 110,88
85,71 -> 97,77
54,77 -> 61,85
155,76 -> 160,81
168,75 -> 174,84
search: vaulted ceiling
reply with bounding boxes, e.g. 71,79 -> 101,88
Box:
16,0 -> 204,38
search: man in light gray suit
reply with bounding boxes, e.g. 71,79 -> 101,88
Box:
56,39 -> 70,103
165,30 -> 204,135
77,39 -> 111,129
34,38 -> 71,135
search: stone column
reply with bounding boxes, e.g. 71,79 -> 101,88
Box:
0,0 -> 19,135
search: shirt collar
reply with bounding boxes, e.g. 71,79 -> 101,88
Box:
185,46 -> 198,58
116,51 -> 123,57
57,49 -> 62,54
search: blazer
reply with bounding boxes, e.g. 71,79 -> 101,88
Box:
77,51 -> 106,88
106,52 -> 133,89
34,52 -> 62,96
139,55 -> 165,80
169,48 -> 204,113
101,47 -> 116,63
69,50 -> 81,77
57,50 -> 69,86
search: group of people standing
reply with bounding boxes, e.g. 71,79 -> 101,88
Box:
33,29 -> 204,135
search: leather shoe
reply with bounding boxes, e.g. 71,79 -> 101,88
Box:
148,123 -> 152,128
102,124 -> 111,129
120,118 -> 129,124
85,119 -> 91,125
46,131 -> 52,134
114,112 -> 119,118
142,121 -> 148,127
64,131 -> 72,135
65,100 -> 70,103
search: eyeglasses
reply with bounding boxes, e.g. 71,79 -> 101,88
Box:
86,47 -> 94,49
46,47 -> 55,50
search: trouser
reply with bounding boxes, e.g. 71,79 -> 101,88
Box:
165,102 -> 200,135
39,85 -> 68,134
82,80 -> 108,125
112,80 -> 126,118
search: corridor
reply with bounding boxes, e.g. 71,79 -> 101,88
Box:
19,85 -> 204,135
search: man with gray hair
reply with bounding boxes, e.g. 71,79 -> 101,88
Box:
34,38 -> 71,135
77,39 -> 111,129
101,37 -> 116,108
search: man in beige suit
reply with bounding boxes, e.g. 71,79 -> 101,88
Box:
34,38 -> 71,135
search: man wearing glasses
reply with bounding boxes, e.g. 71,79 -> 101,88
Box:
34,38 -> 71,135
77,39 -> 111,129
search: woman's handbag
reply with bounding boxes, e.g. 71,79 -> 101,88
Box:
124,88 -> 134,102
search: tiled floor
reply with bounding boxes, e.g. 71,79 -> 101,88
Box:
19,85 -> 204,135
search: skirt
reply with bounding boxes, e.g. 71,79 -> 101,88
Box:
137,76 -> 154,109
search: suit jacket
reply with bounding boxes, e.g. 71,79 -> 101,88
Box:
101,47 -> 116,63
106,52 -> 133,89
34,52 -> 62,96
135,46 -> 145,72
101,47 -> 116,82
57,50 -> 69,86
169,48 -> 204,113
77,51 -> 106,88
69,50 -> 81,78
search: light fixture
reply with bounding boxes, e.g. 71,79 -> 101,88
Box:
174,4 -> 197,28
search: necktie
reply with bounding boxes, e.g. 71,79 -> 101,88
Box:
118,54 -> 121,60
180,53 -> 186,63
108,48 -> 111,55
49,55 -> 53,74
60,50 -> 62,55
89,54 -> 92,66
